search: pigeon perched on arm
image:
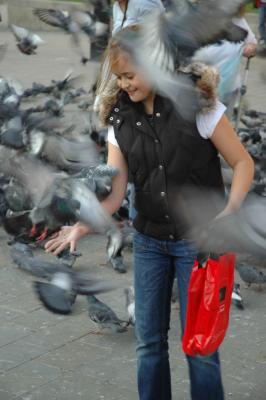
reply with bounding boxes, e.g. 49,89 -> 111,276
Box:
87,295 -> 128,333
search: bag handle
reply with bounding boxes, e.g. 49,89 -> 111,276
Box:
197,252 -> 221,265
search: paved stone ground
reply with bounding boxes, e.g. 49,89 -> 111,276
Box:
0,24 -> 266,400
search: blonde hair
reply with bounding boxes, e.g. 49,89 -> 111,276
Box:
95,26 -> 140,126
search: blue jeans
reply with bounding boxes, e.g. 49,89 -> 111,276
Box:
133,232 -> 224,400
259,4 -> 266,41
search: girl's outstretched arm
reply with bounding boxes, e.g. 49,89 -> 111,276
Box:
211,115 -> 254,217
45,143 -> 128,255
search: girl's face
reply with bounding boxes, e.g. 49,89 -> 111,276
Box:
111,53 -> 153,104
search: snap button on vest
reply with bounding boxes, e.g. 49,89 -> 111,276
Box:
159,165 -> 163,170
160,191 -> 166,197
154,139 -> 159,143
116,119 -> 120,124
136,121 -> 142,126
114,108 -> 119,112
165,215 -> 170,219
169,234 -> 174,240
156,112 -> 161,117
109,116 -> 114,121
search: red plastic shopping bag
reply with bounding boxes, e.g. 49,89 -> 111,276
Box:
182,253 -> 235,356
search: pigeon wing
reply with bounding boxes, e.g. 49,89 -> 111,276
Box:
10,25 -> 29,41
33,8 -> 69,29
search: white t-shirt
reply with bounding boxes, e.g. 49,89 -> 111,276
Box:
108,101 -> 226,147
112,0 -> 164,35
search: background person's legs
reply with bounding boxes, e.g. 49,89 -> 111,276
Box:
258,4 -> 266,44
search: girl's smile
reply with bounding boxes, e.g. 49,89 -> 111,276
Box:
111,52 -> 154,113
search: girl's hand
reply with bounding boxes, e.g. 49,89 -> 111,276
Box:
45,223 -> 90,256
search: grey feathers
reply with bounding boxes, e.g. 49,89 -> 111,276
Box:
87,295 -> 128,333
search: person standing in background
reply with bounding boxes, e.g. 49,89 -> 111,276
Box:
194,5 -> 257,120
257,0 -> 266,45
112,0 -> 164,35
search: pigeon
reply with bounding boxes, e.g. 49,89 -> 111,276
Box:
74,164 -> 118,197
10,242 -> 118,314
109,249 -> 127,273
3,178 -> 33,212
124,287 -> 135,326
3,209 -> 34,243
108,0 -> 249,121
171,187 -> 266,258
32,8 -> 107,63
56,248 -> 81,268
236,264 -> 266,288
241,115 -> 263,129
1,156 -> 122,259
87,295 -> 128,332
22,82 -> 54,97
32,8 -> 79,36
29,131 -> 99,172
0,188 -> 8,223
10,25 -> 45,55
231,282 -> 244,310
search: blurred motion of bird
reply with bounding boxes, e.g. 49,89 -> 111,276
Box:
87,295 -> 128,333
10,242 -> 118,314
231,282 -> 244,310
0,156 -> 122,258
33,6 -> 109,64
103,0 -> 249,121
74,164 -> 118,197
124,287 -> 135,326
10,25 -> 45,55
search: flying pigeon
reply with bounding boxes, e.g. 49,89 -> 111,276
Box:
104,0 -> 249,121
2,156 -> 122,259
10,242 -> 118,314
10,25 -> 45,55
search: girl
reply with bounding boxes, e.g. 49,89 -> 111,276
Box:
45,28 -> 254,400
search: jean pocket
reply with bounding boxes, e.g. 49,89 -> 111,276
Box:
133,232 -> 152,253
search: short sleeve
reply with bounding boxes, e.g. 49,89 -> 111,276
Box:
196,101 -> 227,139
107,125 -> 119,147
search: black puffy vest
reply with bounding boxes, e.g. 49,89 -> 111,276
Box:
109,92 -> 225,240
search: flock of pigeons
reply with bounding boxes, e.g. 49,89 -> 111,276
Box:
0,0 -> 265,331
9,1 -> 110,63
